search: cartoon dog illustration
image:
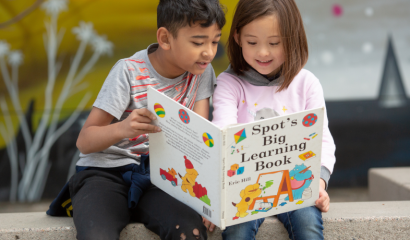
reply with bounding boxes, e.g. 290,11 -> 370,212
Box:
232,183 -> 262,218
167,168 -> 177,179
285,164 -> 314,201
179,156 -> 198,197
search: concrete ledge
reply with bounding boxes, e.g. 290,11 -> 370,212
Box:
369,167 -> 410,201
1,201 -> 410,240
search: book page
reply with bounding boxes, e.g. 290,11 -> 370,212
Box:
148,87 -> 223,226
223,108 -> 324,227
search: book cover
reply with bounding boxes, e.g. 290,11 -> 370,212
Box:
148,87 -> 324,229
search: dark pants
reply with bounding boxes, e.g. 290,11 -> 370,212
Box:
69,168 -> 206,240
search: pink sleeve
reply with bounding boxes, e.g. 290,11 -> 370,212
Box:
212,73 -> 242,128
305,74 -> 336,174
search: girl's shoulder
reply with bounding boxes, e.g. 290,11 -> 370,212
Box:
216,71 -> 247,87
293,69 -> 322,87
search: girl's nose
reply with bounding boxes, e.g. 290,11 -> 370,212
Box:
258,46 -> 270,57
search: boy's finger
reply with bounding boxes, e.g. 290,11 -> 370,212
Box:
136,108 -> 157,120
133,115 -> 155,123
138,123 -> 161,132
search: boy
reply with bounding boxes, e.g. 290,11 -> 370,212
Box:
47,0 -> 226,239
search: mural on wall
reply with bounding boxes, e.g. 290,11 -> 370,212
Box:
0,0 -> 409,202
0,0 -> 113,202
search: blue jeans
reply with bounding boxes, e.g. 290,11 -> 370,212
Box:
222,206 -> 323,240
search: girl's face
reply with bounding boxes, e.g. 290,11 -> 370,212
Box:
235,14 -> 285,77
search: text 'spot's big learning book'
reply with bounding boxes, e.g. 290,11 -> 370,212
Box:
148,87 -> 324,229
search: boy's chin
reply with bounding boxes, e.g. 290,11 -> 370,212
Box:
189,68 -> 207,76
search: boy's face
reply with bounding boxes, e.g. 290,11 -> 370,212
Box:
168,22 -> 222,76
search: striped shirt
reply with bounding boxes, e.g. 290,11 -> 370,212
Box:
77,44 -> 216,168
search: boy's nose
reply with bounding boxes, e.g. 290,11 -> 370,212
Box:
202,46 -> 214,59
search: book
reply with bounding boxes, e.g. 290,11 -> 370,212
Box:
147,87 -> 324,230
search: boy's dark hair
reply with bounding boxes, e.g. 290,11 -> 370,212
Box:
227,0 -> 308,92
157,0 -> 226,37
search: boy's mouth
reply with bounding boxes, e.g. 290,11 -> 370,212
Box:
196,62 -> 209,69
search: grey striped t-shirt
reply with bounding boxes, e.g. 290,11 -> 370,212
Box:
76,44 -> 216,168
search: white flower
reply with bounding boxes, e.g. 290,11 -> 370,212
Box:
72,21 -> 95,42
91,35 -> 113,56
41,0 -> 68,16
8,50 -> 24,66
0,40 -> 10,57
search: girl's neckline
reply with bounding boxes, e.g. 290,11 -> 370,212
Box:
249,65 -> 282,82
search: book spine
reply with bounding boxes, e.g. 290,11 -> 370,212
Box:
220,129 -> 227,230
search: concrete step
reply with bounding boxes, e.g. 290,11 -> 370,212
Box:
0,201 -> 409,240
369,167 -> 410,201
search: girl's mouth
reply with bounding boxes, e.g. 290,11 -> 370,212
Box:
256,59 -> 272,66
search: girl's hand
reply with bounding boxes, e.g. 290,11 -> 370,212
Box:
202,216 -> 215,232
118,108 -> 161,138
315,179 -> 330,212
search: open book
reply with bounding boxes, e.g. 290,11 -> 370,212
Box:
148,87 -> 323,229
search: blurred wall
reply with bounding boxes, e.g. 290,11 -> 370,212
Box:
0,0 -> 409,202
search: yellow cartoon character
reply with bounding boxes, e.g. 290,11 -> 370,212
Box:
232,183 -> 262,218
179,156 -> 198,197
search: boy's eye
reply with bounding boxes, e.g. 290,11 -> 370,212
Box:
247,42 -> 256,45
192,42 -> 203,46
270,42 -> 280,46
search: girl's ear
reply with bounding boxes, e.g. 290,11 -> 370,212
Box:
234,30 -> 241,47
157,27 -> 172,50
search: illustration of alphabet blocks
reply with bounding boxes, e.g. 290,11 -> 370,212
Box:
230,164 -> 239,171
227,170 -> 236,177
237,166 -> 245,175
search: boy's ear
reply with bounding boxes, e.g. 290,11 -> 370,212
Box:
234,30 -> 241,46
157,27 -> 172,50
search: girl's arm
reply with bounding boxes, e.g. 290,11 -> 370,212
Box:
76,107 -> 160,154
211,73 -> 242,127
305,73 -> 336,178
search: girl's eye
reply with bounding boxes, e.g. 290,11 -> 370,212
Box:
192,42 -> 203,46
247,42 -> 256,45
212,41 -> 219,45
270,42 -> 280,46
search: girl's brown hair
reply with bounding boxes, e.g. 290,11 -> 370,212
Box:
227,0 -> 308,92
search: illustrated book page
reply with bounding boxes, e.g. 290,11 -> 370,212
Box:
148,87 -> 224,227
223,108 -> 324,227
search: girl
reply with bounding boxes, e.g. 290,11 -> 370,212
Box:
211,0 -> 336,239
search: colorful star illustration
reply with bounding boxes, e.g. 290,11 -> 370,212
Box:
254,103 -> 258,107
242,100 -> 245,104
282,106 -> 288,112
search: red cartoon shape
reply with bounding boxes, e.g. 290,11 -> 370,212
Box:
302,113 -> 318,127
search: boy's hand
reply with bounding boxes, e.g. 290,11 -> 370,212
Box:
202,216 -> 215,232
119,108 -> 161,138
315,179 -> 330,212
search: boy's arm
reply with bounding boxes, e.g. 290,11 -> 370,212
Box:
76,107 -> 161,154
193,98 -> 210,119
